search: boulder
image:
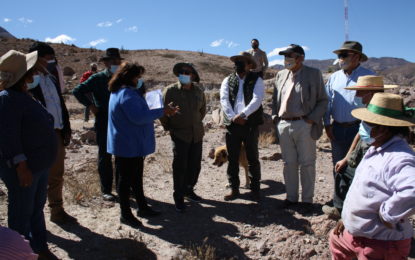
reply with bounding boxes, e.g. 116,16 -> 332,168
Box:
63,66 -> 75,76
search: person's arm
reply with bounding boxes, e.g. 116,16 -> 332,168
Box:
200,91 -> 207,120
379,161 -> 415,225
121,90 -> 163,125
324,76 -> 335,141
304,70 -> 328,124
72,75 -> 97,108
220,77 -> 236,120
335,133 -> 361,173
262,51 -> 269,72
241,77 -> 264,116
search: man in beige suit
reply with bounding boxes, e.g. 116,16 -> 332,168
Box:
272,44 -> 328,213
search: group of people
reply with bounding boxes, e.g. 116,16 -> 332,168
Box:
0,38 -> 414,259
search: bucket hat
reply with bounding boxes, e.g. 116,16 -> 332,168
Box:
333,41 -> 368,62
173,62 -> 200,83
230,52 -> 257,69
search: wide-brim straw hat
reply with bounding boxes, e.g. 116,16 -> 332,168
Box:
351,93 -> 415,127
333,41 -> 368,62
345,75 -> 398,90
0,50 -> 38,90
173,62 -> 200,83
230,51 -> 257,70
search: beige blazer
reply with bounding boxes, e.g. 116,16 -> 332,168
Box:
272,65 -> 328,140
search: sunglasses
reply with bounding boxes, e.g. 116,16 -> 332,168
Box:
337,52 -> 355,59
180,70 -> 192,75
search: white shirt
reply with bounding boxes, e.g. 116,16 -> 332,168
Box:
39,73 -> 63,129
220,74 -> 264,120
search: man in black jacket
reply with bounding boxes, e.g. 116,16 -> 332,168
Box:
28,42 -> 75,224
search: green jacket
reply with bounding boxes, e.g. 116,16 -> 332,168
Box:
72,69 -> 112,112
160,82 -> 206,143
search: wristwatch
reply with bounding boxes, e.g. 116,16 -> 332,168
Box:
240,112 -> 247,119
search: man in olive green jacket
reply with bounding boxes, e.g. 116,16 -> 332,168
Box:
160,63 -> 206,212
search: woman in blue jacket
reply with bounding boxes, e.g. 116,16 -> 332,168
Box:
107,62 -> 177,228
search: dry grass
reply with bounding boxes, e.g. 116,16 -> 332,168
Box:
258,130 -> 276,148
175,238 -> 219,260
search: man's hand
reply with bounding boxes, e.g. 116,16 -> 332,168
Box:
16,161 -> 33,188
379,213 -> 394,229
335,158 -> 348,173
164,102 -> 180,117
232,114 -> 246,125
333,219 -> 345,237
325,125 -> 335,141
89,104 -> 99,116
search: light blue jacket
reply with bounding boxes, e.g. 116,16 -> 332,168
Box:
107,87 -> 163,157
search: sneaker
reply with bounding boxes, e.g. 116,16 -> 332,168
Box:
50,210 -> 77,224
120,214 -> 142,228
224,189 -> 240,201
184,191 -> 202,202
322,205 -> 341,219
102,193 -> 116,201
137,206 -> 161,218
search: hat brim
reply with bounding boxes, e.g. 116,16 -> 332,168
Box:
173,63 -> 200,83
2,51 -> 38,89
99,56 -> 124,61
351,107 -> 415,127
230,55 -> 257,70
333,48 -> 368,62
345,85 -> 398,90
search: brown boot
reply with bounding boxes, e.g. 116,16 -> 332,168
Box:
224,189 -> 240,201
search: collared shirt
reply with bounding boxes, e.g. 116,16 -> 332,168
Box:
39,73 -> 63,129
342,136 -> 415,241
220,74 -> 264,120
247,48 -> 269,72
278,69 -> 304,118
160,82 -> 206,143
323,66 -> 374,125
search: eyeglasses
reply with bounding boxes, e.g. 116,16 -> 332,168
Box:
180,70 -> 192,75
337,52 -> 355,59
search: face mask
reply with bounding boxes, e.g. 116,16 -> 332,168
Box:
178,74 -> 191,85
110,65 -> 119,74
354,96 -> 364,108
339,59 -> 350,70
136,79 -> 144,89
252,44 -> 259,49
27,75 -> 40,90
359,122 -> 374,144
234,61 -> 246,74
284,57 -> 297,70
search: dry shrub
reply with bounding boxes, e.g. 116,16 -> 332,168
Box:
64,160 -> 101,205
258,130 -> 276,148
205,91 -> 220,106
175,238 -> 218,260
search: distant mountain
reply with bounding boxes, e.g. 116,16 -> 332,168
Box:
0,26 -> 16,39
380,63 -> 415,86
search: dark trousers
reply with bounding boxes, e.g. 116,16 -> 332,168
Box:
95,112 -> 118,194
225,124 -> 261,191
115,156 -> 147,214
171,136 -> 202,201
331,122 -> 359,208
334,166 -> 356,210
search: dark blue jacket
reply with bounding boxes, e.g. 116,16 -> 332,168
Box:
0,89 -> 57,172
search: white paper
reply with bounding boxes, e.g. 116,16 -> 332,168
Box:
145,89 -> 163,110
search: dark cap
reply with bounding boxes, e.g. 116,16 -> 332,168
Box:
100,48 -> 123,61
279,44 -> 305,56
28,41 -> 55,57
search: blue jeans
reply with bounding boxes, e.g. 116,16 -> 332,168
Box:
0,165 -> 49,253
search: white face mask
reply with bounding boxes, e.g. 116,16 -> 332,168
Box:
339,59 -> 351,70
27,75 -> 41,90
110,65 -> 119,74
354,96 -> 364,108
359,122 -> 374,144
284,57 -> 297,70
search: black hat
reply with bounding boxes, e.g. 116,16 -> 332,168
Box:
100,48 -> 123,61
279,44 -> 305,56
28,41 -> 55,57
230,52 -> 257,69
173,63 -> 200,83
333,41 -> 368,62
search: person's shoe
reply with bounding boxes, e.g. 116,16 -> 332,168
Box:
137,206 -> 161,218
102,193 -> 116,201
322,205 -> 341,219
50,209 -> 77,224
184,191 -> 202,202
224,189 -> 240,201
37,248 -> 59,260
249,190 -> 261,201
299,202 -> 314,215
281,199 -> 298,208
120,214 -> 142,228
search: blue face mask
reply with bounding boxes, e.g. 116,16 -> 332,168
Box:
178,74 -> 191,85
110,65 -> 119,74
27,75 -> 40,90
354,96 -> 364,108
136,79 -> 144,89
359,122 -> 374,144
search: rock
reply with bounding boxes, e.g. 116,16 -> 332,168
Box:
247,230 -> 257,238
211,108 -> 224,125
63,66 -> 75,76
71,74 -> 78,80
304,248 -> 317,258
80,130 -> 96,144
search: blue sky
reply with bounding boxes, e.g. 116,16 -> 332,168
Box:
2,0 -> 415,65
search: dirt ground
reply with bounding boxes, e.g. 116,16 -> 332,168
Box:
1,93 -> 415,260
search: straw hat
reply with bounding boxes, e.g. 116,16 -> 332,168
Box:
230,52 -> 257,69
351,93 -> 415,127
345,75 -> 398,90
0,50 -> 38,90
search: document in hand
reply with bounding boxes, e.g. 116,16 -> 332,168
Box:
145,89 -> 164,110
